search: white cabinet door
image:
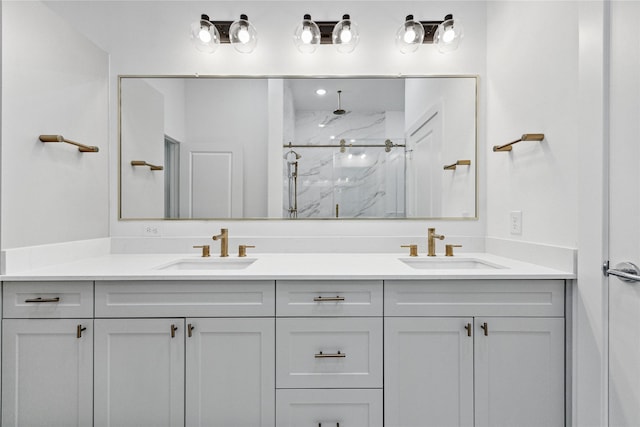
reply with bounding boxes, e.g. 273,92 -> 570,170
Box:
2,319 -> 93,427
94,318 -> 185,427
384,317 -> 474,427
474,317 -> 564,427
185,318 -> 275,427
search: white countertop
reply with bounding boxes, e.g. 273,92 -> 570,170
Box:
0,252 -> 575,281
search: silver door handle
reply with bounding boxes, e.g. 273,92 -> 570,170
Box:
604,261 -> 640,283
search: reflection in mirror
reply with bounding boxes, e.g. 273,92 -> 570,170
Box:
119,76 -> 476,220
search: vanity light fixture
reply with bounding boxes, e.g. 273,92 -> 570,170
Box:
228,14 -> 258,53
293,14 -> 321,53
434,14 -> 464,53
395,13 -> 463,54
191,14 -> 220,53
332,14 -> 359,53
396,15 -> 425,53
293,14 -> 359,54
191,13 -> 258,54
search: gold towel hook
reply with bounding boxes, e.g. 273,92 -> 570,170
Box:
493,133 -> 544,152
131,160 -> 164,171
39,135 -> 99,153
443,159 -> 471,170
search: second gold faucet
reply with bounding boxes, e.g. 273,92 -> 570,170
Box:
427,228 -> 445,256
212,228 -> 229,257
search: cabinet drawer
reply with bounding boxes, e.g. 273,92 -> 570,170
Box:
276,389 -> 382,427
95,280 -> 274,317
276,280 -> 383,316
3,281 -> 93,318
276,317 -> 383,389
385,280 -> 565,317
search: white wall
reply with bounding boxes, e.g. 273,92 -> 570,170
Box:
1,1 -> 109,249
486,1 -> 579,248
44,0 -> 487,243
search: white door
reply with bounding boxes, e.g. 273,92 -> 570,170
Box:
94,318 -> 185,427
180,143 -> 244,218
185,318 -> 275,427
608,2 -> 640,424
384,317 -> 474,427
474,317 -> 564,427
2,319 -> 93,427
405,107 -> 442,217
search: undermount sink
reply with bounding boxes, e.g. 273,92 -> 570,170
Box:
399,257 -> 506,270
156,257 -> 257,271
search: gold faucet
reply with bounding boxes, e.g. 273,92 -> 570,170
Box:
212,228 -> 229,257
427,228 -> 445,256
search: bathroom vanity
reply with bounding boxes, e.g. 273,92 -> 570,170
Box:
0,252 -> 572,427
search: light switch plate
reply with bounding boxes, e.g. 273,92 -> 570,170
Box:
510,211 -> 523,235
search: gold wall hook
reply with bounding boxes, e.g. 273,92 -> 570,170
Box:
39,134 -> 99,152
443,159 -> 471,170
131,160 -> 164,171
493,133 -> 545,152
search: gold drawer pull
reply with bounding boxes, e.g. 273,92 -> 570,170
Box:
464,323 -> 472,337
318,424 -> 340,427
171,324 -> 178,338
315,351 -> 346,358
481,322 -> 488,336
77,324 -> 87,339
313,296 -> 345,302
25,297 -> 60,303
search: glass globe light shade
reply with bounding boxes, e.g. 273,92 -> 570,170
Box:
293,14 -> 321,54
434,14 -> 464,53
332,14 -> 359,54
229,14 -> 258,53
190,14 -> 220,54
395,15 -> 425,54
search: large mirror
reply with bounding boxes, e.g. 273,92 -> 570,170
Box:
119,76 -> 477,220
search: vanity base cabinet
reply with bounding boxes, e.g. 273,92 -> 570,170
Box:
185,317 -> 275,427
2,318 -> 93,427
384,317 -> 474,427
474,317 -> 565,427
276,389 -> 383,427
94,318 -> 185,427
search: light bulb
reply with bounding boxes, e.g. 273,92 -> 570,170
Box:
301,28 -> 313,44
199,28 -> 212,43
238,27 -> 251,44
340,28 -> 352,43
403,28 -> 416,44
442,28 -> 455,43
316,89 -> 327,96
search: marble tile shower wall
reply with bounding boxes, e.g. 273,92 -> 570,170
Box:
283,110 -> 405,218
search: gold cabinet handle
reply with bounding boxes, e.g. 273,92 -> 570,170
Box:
314,296 -> 345,302
188,323 -> 195,338
465,323 -> 472,337
318,424 -> 341,427
77,324 -> 87,339
25,297 -> 60,303
315,351 -> 346,358
171,324 -> 178,338
481,322 -> 488,336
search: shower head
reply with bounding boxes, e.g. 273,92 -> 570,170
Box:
333,90 -> 347,115
284,149 -> 302,162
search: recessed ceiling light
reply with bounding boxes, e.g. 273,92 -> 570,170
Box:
316,89 -> 327,96
318,123 -> 326,128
